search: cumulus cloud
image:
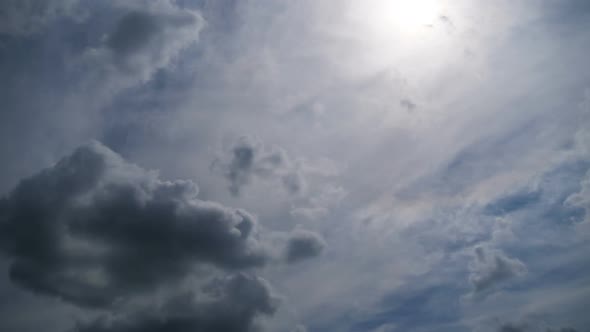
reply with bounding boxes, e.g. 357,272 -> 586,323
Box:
78,1 -> 204,85
284,229 -> 326,264
212,137 -> 306,196
469,246 -> 527,294
0,0 -> 205,194
75,273 -> 278,332
0,141 -> 272,307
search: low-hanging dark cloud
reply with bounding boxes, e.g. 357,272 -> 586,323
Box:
108,11 -> 161,56
284,229 -> 326,264
75,273 -> 278,332
212,137 -> 306,196
498,322 -> 578,332
0,141 -> 272,308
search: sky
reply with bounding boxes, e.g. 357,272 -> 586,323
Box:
0,1 -> 589,331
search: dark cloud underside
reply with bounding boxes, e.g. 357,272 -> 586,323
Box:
0,141 -> 270,307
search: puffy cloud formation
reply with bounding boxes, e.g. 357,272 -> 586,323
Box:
0,141 -> 271,308
0,141 -> 328,331
212,137 -> 306,196
75,273 -> 278,332
284,229 -> 326,264
0,0 -> 205,195
78,1 -> 204,85
469,246 -> 527,294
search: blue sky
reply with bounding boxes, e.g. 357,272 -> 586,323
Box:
0,1 -> 589,331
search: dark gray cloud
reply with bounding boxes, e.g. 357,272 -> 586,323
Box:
499,323 -> 528,332
469,246 -> 527,294
399,98 -> 417,111
484,190 -> 542,216
0,0 -> 79,36
75,273 -> 278,332
284,229 -> 326,264
82,2 -> 204,81
104,5 -> 203,72
212,137 -> 306,196
0,141 -> 271,307
108,11 -> 160,56
498,322 -> 578,332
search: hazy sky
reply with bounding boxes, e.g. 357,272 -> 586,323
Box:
0,1 -> 589,331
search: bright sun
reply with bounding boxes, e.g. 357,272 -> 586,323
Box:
353,0 -> 441,37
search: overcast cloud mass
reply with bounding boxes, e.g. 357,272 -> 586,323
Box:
0,0 -> 589,331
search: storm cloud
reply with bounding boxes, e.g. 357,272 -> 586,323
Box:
75,273 -> 278,332
0,141 -> 272,307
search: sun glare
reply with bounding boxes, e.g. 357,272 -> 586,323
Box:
355,0 -> 441,37
344,0 -> 447,74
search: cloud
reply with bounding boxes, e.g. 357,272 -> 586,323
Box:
212,137 -> 306,196
564,169 -> 590,222
399,98 -> 417,111
499,323 -> 528,332
284,229 -> 326,264
291,325 -> 308,332
0,0 -> 204,194
469,246 -> 527,294
0,141 -> 273,308
79,1 -> 204,84
107,11 -> 161,56
484,190 -> 542,216
1,1 -> 590,331
75,273 -> 278,332
497,322 -> 578,332
0,0 -> 79,36
290,184 -> 347,221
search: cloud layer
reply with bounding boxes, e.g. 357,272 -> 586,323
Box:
1,1 -> 589,331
